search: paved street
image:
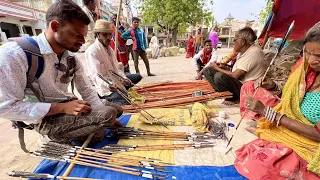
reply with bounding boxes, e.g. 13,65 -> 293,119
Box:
0,48 -> 232,178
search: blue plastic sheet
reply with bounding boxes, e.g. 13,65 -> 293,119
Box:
31,115 -> 246,180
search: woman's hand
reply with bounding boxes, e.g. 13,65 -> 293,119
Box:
244,95 -> 266,115
254,77 -> 276,90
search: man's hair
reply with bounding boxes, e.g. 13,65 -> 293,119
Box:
46,0 -> 90,26
113,14 -> 117,17
83,0 -> 94,6
237,27 -> 257,45
204,39 -> 212,45
304,22 -> 320,44
132,17 -> 141,22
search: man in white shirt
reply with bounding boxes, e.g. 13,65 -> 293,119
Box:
0,0 -> 122,144
203,27 -> 265,105
82,0 -> 97,51
85,19 -> 142,105
193,39 -> 218,80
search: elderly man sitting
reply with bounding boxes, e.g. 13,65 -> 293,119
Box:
203,27 -> 265,105
85,19 -> 142,105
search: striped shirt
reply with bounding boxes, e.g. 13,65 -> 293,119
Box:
121,27 -> 148,51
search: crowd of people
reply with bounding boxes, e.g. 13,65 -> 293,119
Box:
0,0 -> 319,178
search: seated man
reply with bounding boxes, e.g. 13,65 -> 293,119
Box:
203,27 -> 265,105
0,1 -> 123,144
85,19 -> 142,105
193,39 -> 218,80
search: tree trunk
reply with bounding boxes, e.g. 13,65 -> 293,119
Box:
171,24 -> 178,46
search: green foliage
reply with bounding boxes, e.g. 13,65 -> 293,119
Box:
258,0 -> 273,24
138,0 -> 214,35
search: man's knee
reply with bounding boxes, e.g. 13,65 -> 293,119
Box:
97,105 -> 117,122
203,66 -> 213,77
128,74 -> 142,84
214,72 -> 228,84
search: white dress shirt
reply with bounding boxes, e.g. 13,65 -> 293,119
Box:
193,48 -> 218,69
0,33 -> 102,123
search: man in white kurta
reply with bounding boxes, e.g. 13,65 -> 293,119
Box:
85,20 -> 142,105
0,1 -> 123,144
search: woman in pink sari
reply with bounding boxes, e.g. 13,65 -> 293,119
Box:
186,34 -> 195,58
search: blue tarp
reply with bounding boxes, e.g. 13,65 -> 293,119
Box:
31,115 -> 246,180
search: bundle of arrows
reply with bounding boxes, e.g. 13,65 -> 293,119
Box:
7,171 -> 103,180
103,142 -> 215,152
31,142 -> 173,179
107,127 -> 215,142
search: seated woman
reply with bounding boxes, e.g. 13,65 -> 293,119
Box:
193,39 -> 218,80
235,22 -> 320,179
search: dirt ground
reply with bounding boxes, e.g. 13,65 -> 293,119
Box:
0,48 -> 231,179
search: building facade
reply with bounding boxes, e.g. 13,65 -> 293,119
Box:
0,0 -> 49,41
218,13 -> 263,48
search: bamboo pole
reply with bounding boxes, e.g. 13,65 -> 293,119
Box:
114,0 -> 123,55
61,133 -> 95,180
261,13 -> 276,49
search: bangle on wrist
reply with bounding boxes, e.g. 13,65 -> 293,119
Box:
264,106 -> 277,123
277,114 -> 285,127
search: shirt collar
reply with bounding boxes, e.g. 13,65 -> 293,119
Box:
37,32 -> 75,58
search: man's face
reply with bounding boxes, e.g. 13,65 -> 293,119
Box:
88,0 -> 96,11
233,34 -> 244,52
55,19 -> 87,52
98,32 -> 113,46
132,20 -> 140,29
205,42 -> 212,51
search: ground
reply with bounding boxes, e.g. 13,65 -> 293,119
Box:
0,48 -> 234,179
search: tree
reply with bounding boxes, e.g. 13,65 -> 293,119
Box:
138,0 -> 214,46
258,0 -> 273,24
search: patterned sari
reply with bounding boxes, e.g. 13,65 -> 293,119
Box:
235,57 -> 320,179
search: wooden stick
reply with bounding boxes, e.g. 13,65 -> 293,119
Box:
61,133 -> 95,180
114,0 -> 123,55
77,149 -> 167,165
72,156 -> 140,172
110,70 -> 166,102
7,171 -> 101,180
75,153 -> 147,167
55,176 -> 100,180
69,160 -> 141,176
122,92 -> 232,112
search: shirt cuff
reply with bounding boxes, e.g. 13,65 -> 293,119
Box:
29,102 -> 51,124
